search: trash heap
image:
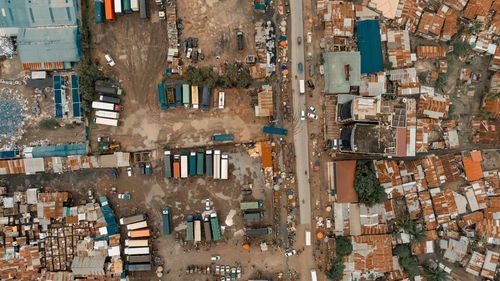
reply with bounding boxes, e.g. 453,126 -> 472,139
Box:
252,21 -> 276,79
0,37 -> 14,59
0,88 -> 29,146
166,0 -> 180,74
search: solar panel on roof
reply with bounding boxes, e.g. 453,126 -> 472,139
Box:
73,103 -> 82,117
71,74 -> 78,88
54,90 -> 62,103
72,89 -> 79,101
55,104 -> 63,119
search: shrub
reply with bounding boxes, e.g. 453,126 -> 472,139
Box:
39,119 -> 59,130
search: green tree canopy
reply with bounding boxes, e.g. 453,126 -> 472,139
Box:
353,160 -> 387,206
39,119 -> 59,130
400,256 -> 420,277
453,41 -> 472,57
325,259 -> 345,281
393,244 -> 411,258
335,236 -> 353,258
424,265 -> 449,281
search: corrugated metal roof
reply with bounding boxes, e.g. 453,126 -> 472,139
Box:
71,256 -> 106,276
0,0 -> 78,28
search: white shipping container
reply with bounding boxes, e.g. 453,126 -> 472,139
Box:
114,0 -> 123,14
94,117 -> 119,127
95,110 -> 120,119
180,154 -> 188,178
125,247 -> 150,255
126,221 -> 148,230
220,153 -> 228,180
131,0 -> 139,11
213,150 -> 221,179
305,230 -> 311,246
310,270 -> 318,281
125,239 -> 149,247
218,92 -> 224,109
120,214 -> 146,225
92,101 -> 117,111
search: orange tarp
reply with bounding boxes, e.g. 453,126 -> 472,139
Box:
260,141 -> 273,168
335,161 -> 358,203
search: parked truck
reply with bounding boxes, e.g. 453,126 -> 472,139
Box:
123,0 -> 131,13
95,110 -> 119,119
92,101 -> 123,111
166,87 -> 176,108
158,83 -> 167,110
126,221 -> 147,230
243,211 -> 264,220
125,247 -> 150,255
162,207 -> 172,235
180,152 -> 188,178
204,216 -> 212,241
114,0 -> 123,14
194,215 -> 202,242
263,126 -> 288,136
125,239 -> 149,247
99,95 -> 120,104
237,31 -> 244,52
189,152 -> 196,176
120,214 -> 146,225
202,86 -> 210,111
210,212 -> 221,241
240,201 -> 263,210
125,263 -> 151,271
127,254 -> 150,263
95,0 -> 105,23
175,85 -> 183,105
191,86 -> 199,109
211,134 -> 234,141
186,215 -> 194,241
196,151 -> 204,175
130,0 -> 139,11
95,85 -> 123,96
299,79 -> 305,94
182,84 -> 190,108
139,0 -> 148,20
213,150 -> 221,179
164,150 -> 172,178
94,117 -> 119,127
246,227 -> 272,237
205,150 -> 213,177
221,153 -> 228,180
104,0 -> 115,21
173,154 -> 180,178
128,229 -> 151,238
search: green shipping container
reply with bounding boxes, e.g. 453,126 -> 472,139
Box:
186,216 -> 194,241
210,214 -> 221,241
182,84 -> 190,108
196,151 -> 204,175
123,0 -> 131,12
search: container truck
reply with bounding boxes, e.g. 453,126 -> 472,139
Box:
210,212 -> 221,241
125,239 -> 149,247
114,0 -> 123,14
263,126 -> 288,136
164,150 -> 172,178
162,208 -> 172,235
246,227 -> 272,237
202,86 -> 210,111
104,0 -> 115,21
211,134 -> 234,141
240,201 -> 263,210
158,83 -> 166,108
194,215 -> 202,242
299,79 -> 305,94
125,247 -> 150,255
123,0 -> 131,13
189,152 -> 197,176
175,85 -> 182,105
186,215 -> 194,241
95,85 -> 122,96
180,153 -> 188,178
95,0 -> 105,23
130,0 -> 139,11
305,230 -> 311,246
213,150 -> 221,179
92,101 -> 123,111
120,214 -> 146,225
95,110 -> 120,119
173,154 -> 180,178
221,153 -> 228,180
126,221 -> 148,230
125,263 -> 151,271
191,86 -> 199,109
205,150 -> 213,177
139,0 -> 148,19
243,211 -> 263,220
128,229 -> 150,238
204,216 -> 212,241
93,117 -> 119,127
127,254 -> 150,263
99,95 -> 120,104
196,151 -> 204,175
182,84 -> 190,108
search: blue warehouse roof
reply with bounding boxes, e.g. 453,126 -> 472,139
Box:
0,0 -> 78,28
357,20 -> 383,74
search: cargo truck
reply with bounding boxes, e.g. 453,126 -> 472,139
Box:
194,215 -> 201,242
95,110 -> 120,119
210,212 -> 221,241
93,117 -> 119,127
130,0 -> 139,11
243,211 -> 264,220
211,134 -> 234,141
92,101 -> 123,111
162,208 -> 172,235
104,0 -> 115,21
127,254 -> 150,263
237,31 -> 244,52
182,84 -> 190,108
125,239 -> 149,247
191,86 -> 199,109
95,0 -> 105,23
202,86 -> 210,111
180,153 -> 188,178
196,151 -> 204,175
175,85 -> 183,105
123,0 -> 131,13
204,216 -> 212,241
186,215 -> 194,241
164,150 -> 172,178
120,214 -> 146,225
299,80 -> 305,94
246,227 -> 272,237
240,201 -> 263,210
221,153 -> 228,180
158,83 -> 166,108
99,95 -> 120,104
213,150 -> 221,179
126,221 -> 148,230
128,229 -> 150,238
125,263 -> 151,271
95,85 -> 123,96
125,247 -> 150,255
173,154 -> 180,178
263,126 -> 288,136
205,150 -> 213,177
305,230 -> 311,246
139,0 -> 148,19
114,0 -> 123,14
189,152 -> 197,176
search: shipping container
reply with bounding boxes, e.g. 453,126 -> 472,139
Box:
173,154 -> 180,178
99,95 -> 121,104
205,150 -> 213,177
128,229 -> 151,238
125,239 -> 149,247
218,91 -> 224,109
213,150 -> 221,179
130,0 -> 139,11
92,101 -> 122,111
123,0 -> 131,13
246,227 -> 272,236
240,201 -> 263,210
299,79 -> 305,94
95,85 -> 122,95
243,211 -> 263,220
162,208 -> 172,235
95,0 -> 105,23
210,212 -> 221,241
120,214 -> 146,225
126,262 -> 151,271
125,247 -> 150,255
166,87 -> 176,108
263,126 -> 288,136
139,0 -> 148,19
186,216 -> 194,241
305,230 -> 311,246
164,150 -> 172,178
196,151 -> 204,175
93,117 -> 119,127
310,270 -> 318,281
126,221 -> 148,230
0,150 -> 20,160
191,86 -> 199,109
95,110 -> 120,119
202,86 -> 210,111
114,0 -> 123,14
182,84 -> 190,108
204,216 -> 212,241
180,152 -> 188,178
194,217 -> 201,242
175,85 -> 182,105
127,254 -> 150,263
211,134 -> 233,141
221,153 -> 228,180
189,152 -> 197,176
158,83 -> 166,107
104,0 -> 115,21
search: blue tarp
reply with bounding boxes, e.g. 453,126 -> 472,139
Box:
357,20 -> 383,74
0,150 -> 20,159
279,35 -> 287,42
100,196 -> 119,236
254,3 -> 265,10
30,143 -> 87,158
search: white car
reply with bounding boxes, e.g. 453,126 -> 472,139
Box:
309,105 -> 317,113
237,267 -> 241,279
215,265 -> 220,275
104,54 -> 115,66
211,255 -> 220,261
300,110 -> 306,120
205,198 -> 211,211
186,48 -> 193,58
307,32 -> 312,43
326,217 -> 332,228
285,249 -> 297,257
127,167 -> 133,177
308,113 -> 318,120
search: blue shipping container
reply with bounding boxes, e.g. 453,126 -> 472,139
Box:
95,0 -> 105,23
175,85 -> 182,105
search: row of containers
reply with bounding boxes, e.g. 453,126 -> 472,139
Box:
158,84 -> 215,111
120,209 -> 171,272
164,150 -> 229,179
186,212 -> 221,242
95,0 -> 149,23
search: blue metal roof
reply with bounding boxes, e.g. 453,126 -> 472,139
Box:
357,20 -> 383,74
0,0 -> 78,28
30,143 -> 87,158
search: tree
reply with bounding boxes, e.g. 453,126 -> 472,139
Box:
424,265 -> 449,281
353,160 -> 387,206
464,22 -> 483,36
395,213 -> 414,233
453,41 -> 472,57
39,119 -> 59,130
335,236 -> 353,258
418,72 -> 428,83
325,259 -> 345,281
436,73 -> 448,91
401,256 -> 420,277
201,67 -> 219,88
393,244 -> 411,258
383,61 -> 393,70
410,228 -> 426,245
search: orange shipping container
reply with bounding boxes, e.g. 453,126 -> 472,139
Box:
173,162 -> 180,178
105,0 -> 116,21
128,228 -> 150,238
